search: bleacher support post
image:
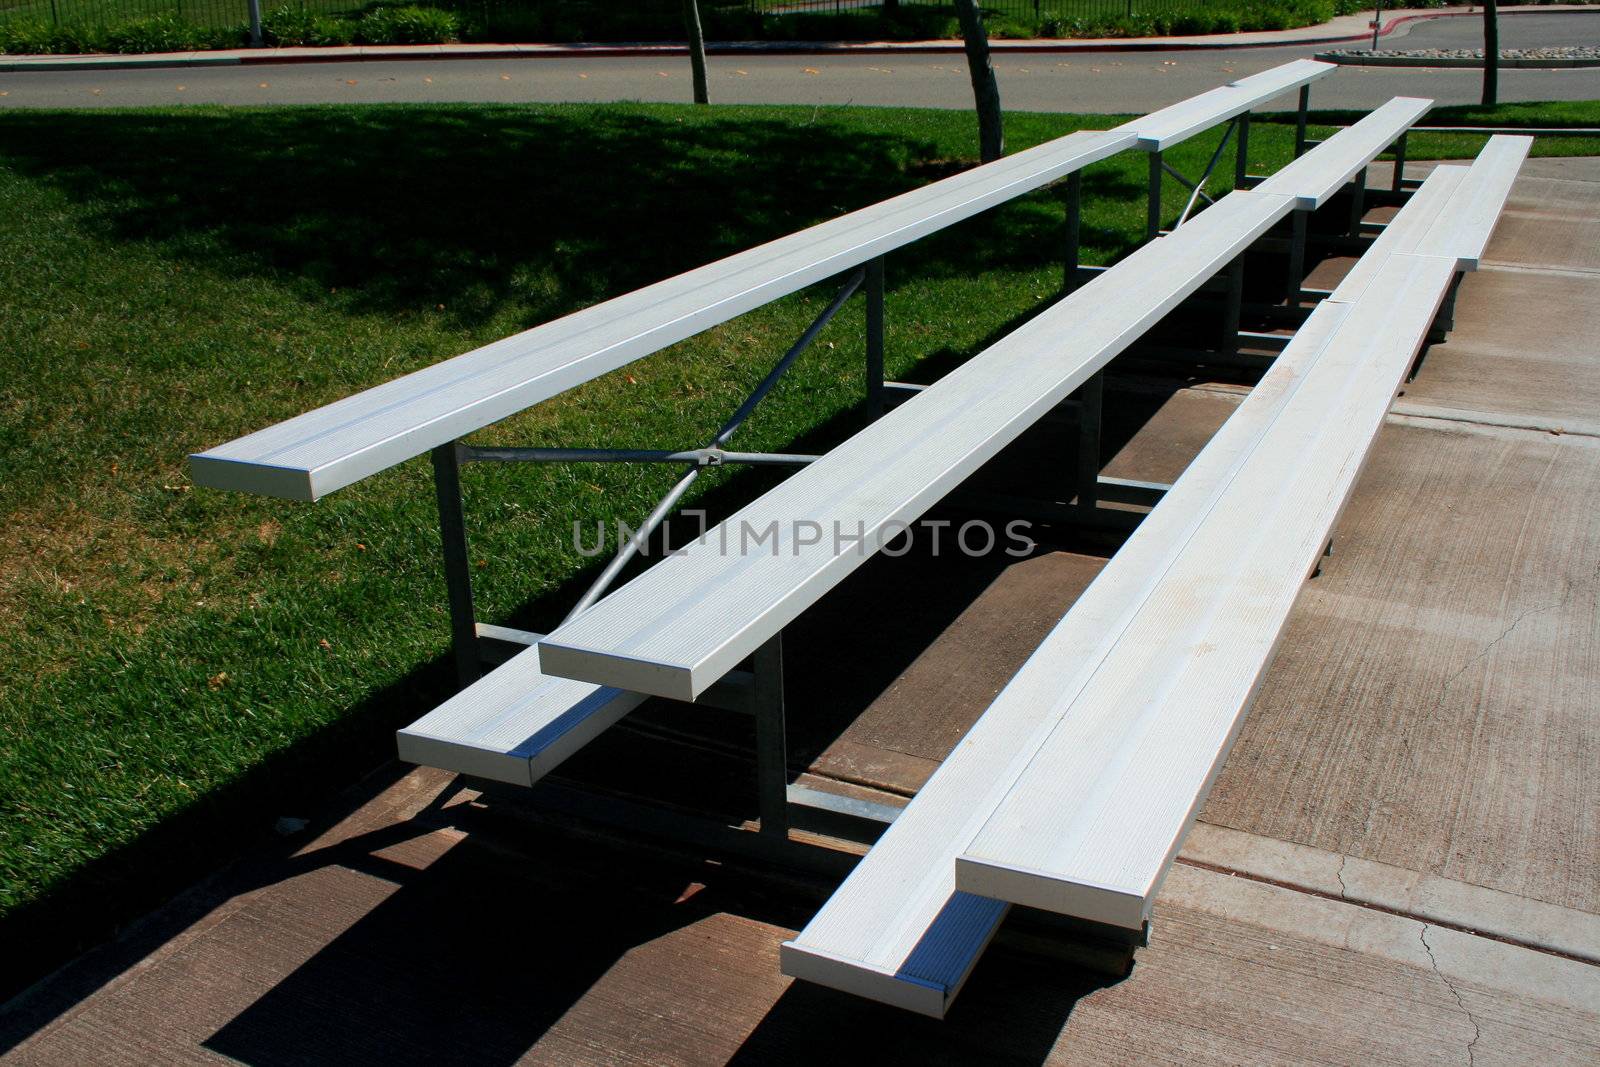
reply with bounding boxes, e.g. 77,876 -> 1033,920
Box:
431,442 -> 481,687
866,257 -> 886,416
1075,372 -> 1104,511
752,635 -> 790,839
1234,112 -> 1251,190
1348,169 -> 1368,236
1147,152 -> 1163,240
1392,131 -> 1408,192
1295,85 -> 1311,157
1064,171 -> 1083,293
1288,211 -> 1309,306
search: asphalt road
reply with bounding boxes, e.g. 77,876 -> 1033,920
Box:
1,11 -> 1597,111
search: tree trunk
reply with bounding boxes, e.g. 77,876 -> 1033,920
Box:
954,0 -> 1004,163
1481,0 -> 1499,107
682,0 -> 710,105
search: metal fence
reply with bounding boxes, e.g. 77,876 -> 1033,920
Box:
1,0 -> 1314,32
0,0 -> 358,28
751,0 -> 1240,18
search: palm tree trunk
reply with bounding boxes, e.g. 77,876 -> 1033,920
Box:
682,0 -> 710,105
953,0 -> 1004,162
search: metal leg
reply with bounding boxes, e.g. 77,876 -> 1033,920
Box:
431,442 -> 481,688
1427,271 -> 1463,345
1391,131 -> 1408,194
1294,85 -> 1310,158
866,256 -> 885,416
1147,151 -> 1163,241
1287,211 -> 1308,307
1063,170 -> 1083,293
1234,112 -> 1251,190
1223,256 -> 1244,354
1347,170 -> 1367,237
752,635 -> 789,839
1075,372 -> 1104,511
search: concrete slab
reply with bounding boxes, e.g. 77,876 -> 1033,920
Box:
1182,822 -> 1600,964
1203,418 -> 1600,914
813,550 -> 1105,794
1482,159 -> 1600,273
1398,268 -> 1600,436
5,767 -> 1596,1066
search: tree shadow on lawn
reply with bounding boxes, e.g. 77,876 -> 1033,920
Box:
0,106 -> 1134,330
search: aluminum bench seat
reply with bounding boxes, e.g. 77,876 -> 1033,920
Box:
951,250 -> 1459,925
536,188 -> 1298,703
396,641 -> 644,787
1335,134 -> 1533,301
776,297 -> 1357,1017
188,126 -> 1133,503
187,60 -> 1333,505
1116,58 -> 1334,151
779,145 -> 1524,1014
1251,96 -> 1433,208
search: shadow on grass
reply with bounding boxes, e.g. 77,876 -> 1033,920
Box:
0,105 -> 1129,330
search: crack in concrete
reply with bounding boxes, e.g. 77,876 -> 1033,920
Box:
1420,923 -> 1483,1067
1334,853 -> 1352,900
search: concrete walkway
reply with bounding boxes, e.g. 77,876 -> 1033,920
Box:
1,157 -> 1596,1064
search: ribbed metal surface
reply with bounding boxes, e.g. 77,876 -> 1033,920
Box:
540,191 -> 1297,702
954,253 -> 1458,925
395,644 -> 644,787
187,127 -> 1134,501
1332,165 -> 1466,302
1412,134 -> 1534,269
1121,59 -> 1334,151
778,296 -> 1355,1012
1252,96 -> 1433,209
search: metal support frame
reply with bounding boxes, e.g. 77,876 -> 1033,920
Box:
866,256 -> 886,416
1287,210 -> 1309,307
751,635 -> 789,838
1148,116 -> 1247,238
1222,256 -> 1245,354
1294,84 -> 1311,158
1073,372 -> 1104,511
1234,112 -> 1251,191
1147,151 -> 1164,241
431,443 -> 481,687
1391,130 -> 1408,193
1347,168 -> 1368,237
1063,171 -> 1083,293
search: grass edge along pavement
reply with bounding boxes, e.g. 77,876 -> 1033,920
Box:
1,99 -> 1596,1009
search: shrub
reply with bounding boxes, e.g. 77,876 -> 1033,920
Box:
0,20 -> 109,55
105,14 -> 200,54
357,4 -> 460,45
262,4 -> 320,46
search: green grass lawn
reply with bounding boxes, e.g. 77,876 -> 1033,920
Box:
0,99 -> 1594,996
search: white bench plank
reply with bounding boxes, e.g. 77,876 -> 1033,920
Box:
1251,96 -> 1432,209
1118,59 -> 1334,152
1329,165 -> 1467,303
952,252 -> 1458,927
396,643 -> 644,787
538,190 -> 1297,703
779,299 -> 1356,1017
1332,134 -> 1532,302
1411,134 -> 1533,269
187,127 -> 1133,502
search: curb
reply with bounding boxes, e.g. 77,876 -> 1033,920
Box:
1,6 -> 1594,75
1318,52 -> 1600,68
